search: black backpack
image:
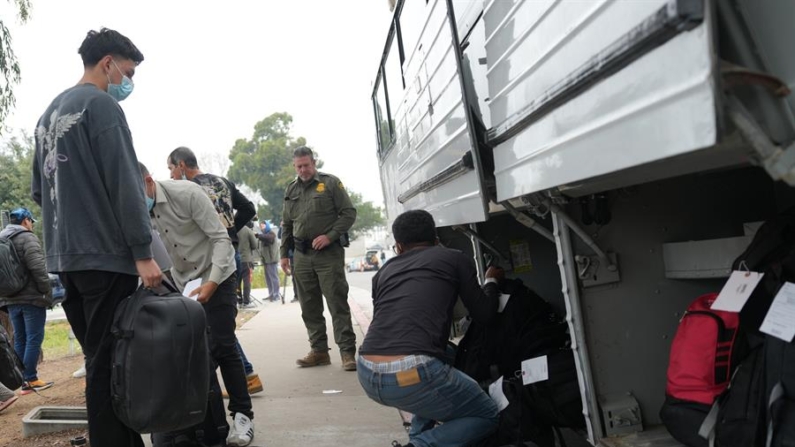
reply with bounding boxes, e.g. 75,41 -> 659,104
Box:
731,208 -> 795,446
111,282 -> 210,434
732,206 -> 795,335
0,231 -> 30,297
699,341 -> 766,447
455,279 -> 584,431
764,337 -> 795,447
472,377 -> 553,447
455,279 -> 569,382
151,372 -> 229,447
0,323 -> 24,390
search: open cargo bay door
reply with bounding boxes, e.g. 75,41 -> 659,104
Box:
373,0 -> 490,228
484,0 -> 720,201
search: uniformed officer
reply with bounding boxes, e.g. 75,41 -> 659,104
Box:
280,146 -> 358,371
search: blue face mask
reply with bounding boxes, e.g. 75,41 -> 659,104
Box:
146,196 -> 155,212
107,60 -> 134,102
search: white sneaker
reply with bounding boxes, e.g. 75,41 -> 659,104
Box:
226,412 -> 254,446
225,415 -> 240,442
72,365 -> 86,378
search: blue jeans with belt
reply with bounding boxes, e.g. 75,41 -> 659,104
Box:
357,355 -> 499,447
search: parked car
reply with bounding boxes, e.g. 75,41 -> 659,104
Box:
346,257 -> 379,273
49,273 -> 66,306
346,257 -> 362,273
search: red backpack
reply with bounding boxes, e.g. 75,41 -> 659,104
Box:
665,293 -> 740,405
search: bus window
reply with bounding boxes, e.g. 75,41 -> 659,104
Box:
374,74 -> 391,154
384,34 -> 404,122
398,0 -> 426,72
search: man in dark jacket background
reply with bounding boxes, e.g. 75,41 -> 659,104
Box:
0,208 -> 53,395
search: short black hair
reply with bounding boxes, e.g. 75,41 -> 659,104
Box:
78,28 -> 144,67
293,146 -> 314,160
168,147 -> 199,169
392,210 -> 437,245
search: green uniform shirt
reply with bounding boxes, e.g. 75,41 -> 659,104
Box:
280,172 -> 356,259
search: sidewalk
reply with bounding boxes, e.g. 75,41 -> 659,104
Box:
217,285 -> 404,446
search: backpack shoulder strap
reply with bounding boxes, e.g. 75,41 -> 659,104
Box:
698,401 -> 720,447
1,229 -> 31,241
767,382 -> 785,447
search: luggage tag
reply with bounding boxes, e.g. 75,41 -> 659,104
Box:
760,282 -> 795,342
488,376 -> 510,412
520,355 -> 548,385
711,265 -> 764,312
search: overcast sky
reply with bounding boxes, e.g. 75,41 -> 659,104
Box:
0,0 -> 393,205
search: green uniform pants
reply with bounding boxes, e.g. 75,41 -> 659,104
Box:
293,243 -> 356,353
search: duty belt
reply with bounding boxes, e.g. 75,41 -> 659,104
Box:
293,237 -> 318,254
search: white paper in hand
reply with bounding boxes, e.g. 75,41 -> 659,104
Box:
711,271 -> 764,312
521,355 -> 549,385
488,376 -> 510,412
183,279 -> 203,301
760,282 -> 795,342
498,294 -> 511,313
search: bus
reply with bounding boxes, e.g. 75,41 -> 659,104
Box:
369,0 -> 795,445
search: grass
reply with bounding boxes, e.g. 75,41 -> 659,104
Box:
41,320 -> 82,359
250,264 -> 288,290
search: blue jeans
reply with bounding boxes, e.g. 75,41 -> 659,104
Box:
357,355 -> 499,447
8,304 -> 47,381
234,251 -> 242,286
236,340 -> 254,376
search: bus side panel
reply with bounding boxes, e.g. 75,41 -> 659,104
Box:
483,0 -> 718,201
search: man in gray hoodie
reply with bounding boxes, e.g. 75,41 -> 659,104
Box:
0,208 -> 53,395
31,28 -> 161,447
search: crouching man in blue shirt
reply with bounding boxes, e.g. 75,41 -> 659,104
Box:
357,209 -> 503,447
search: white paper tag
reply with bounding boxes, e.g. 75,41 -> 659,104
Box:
760,282 -> 795,342
711,271 -> 765,312
498,294 -> 511,313
183,278 -> 203,300
458,316 -> 471,335
521,355 -> 549,385
488,376 -> 510,412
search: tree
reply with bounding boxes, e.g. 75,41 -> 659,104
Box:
227,112 -> 320,223
227,112 -> 381,236
1,0 -> 31,130
198,151 -> 231,177
0,133 -> 42,240
348,190 -> 386,241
